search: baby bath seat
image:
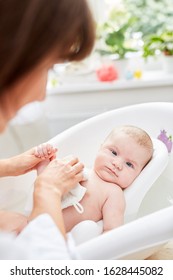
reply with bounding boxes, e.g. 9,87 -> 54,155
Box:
49,102 -> 173,259
1,102 -> 173,259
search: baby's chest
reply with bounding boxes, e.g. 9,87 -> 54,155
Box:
80,186 -> 106,219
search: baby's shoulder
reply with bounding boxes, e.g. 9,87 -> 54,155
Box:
106,183 -> 124,199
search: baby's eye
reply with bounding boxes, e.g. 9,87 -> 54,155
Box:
111,150 -> 117,156
126,162 -> 134,168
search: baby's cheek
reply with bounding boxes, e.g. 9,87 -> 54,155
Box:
120,176 -> 133,189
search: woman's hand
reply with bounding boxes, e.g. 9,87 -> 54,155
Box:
35,155 -> 84,197
0,144 -> 57,177
29,155 -> 84,237
0,210 -> 28,235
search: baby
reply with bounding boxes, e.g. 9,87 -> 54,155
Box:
35,125 -> 153,233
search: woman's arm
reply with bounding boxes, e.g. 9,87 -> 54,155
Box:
0,154 -> 84,238
0,159 -> 12,177
0,148 -> 41,177
0,210 -> 28,234
29,183 -> 66,237
0,144 -> 57,177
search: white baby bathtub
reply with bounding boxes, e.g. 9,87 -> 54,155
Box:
48,102 -> 173,259
1,102 -> 173,259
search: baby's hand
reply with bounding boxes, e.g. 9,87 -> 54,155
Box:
34,143 -> 58,175
34,143 -> 57,160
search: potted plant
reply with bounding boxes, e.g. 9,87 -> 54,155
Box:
143,30 -> 173,73
96,9 -> 138,59
95,7 -> 138,78
96,20 -> 137,60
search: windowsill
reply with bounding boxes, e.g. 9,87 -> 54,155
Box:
47,70 -> 173,95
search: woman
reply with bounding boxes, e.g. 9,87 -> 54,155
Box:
0,0 -> 95,259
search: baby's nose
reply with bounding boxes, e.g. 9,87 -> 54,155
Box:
112,158 -> 123,170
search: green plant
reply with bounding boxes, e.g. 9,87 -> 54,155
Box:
96,1 -> 173,60
123,0 -> 173,37
96,9 -> 138,59
143,30 -> 173,58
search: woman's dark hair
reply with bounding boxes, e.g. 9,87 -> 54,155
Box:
0,0 -> 95,92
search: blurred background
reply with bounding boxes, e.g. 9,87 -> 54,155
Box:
1,0 -> 173,158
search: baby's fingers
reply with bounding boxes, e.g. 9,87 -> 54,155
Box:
46,143 -> 57,158
46,143 -> 54,153
35,144 -> 47,158
35,143 -> 57,159
50,153 -> 57,161
34,146 -> 42,158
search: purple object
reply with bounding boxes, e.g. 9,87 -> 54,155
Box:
166,136 -> 173,153
157,130 -> 172,153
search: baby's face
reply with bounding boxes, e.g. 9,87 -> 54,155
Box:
94,132 -> 151,189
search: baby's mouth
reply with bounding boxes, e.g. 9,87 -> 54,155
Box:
106,167 -> 118,177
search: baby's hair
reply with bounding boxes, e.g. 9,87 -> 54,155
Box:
105,125 -> 153,162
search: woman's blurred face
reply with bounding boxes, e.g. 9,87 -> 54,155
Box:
0,59 -> 53,132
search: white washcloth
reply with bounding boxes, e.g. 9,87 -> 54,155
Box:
62,184 -> 86,213
62,168 -> 88,213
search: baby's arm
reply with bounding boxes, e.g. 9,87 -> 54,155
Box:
34,143 -> 57,174
102,186 -> 126,232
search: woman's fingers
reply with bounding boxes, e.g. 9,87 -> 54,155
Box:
61,155 -> 78,165
36,156 -> 85,196
75,171 -> 85,182
71,161 -> 84,175
60,156 -> 84,176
